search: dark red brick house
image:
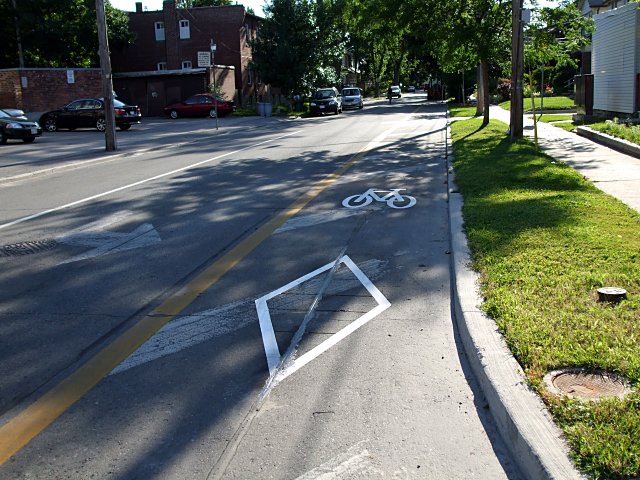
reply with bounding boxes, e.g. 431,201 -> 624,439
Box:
111,0 -> 265,116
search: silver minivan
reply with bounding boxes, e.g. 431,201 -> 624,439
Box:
341,87 -> 364,110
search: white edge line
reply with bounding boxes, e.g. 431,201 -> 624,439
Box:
256,255 -> 391,383
255,298 -> 281,374
255,257 -> 338,374
260,259 -> 336,301
341,255 -> 390,308
0,130 -> 302,232
276,303 -> 390,382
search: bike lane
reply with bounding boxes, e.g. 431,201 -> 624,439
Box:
205,103 -> 520,478
0,102 -> 520,478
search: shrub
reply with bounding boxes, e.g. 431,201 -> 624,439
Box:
496,79 -> 511,101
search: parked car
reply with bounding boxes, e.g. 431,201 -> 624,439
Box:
163,94 -> 235,119
0,109 -> 42,144
388,86 -> 402,99
2,108 -> 26,117
341,87 -> 364,110
309,87 -> 342,115
40,98 -> 141,132
407,85 -> 416,93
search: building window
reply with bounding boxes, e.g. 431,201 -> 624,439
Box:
155,22 -> 165,41
179,20 -> 190,39
248,69 -> 253,85
157,62 -> 167,71
182,60 -> 192,70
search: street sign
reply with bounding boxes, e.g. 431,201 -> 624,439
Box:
197,51 -> 211,67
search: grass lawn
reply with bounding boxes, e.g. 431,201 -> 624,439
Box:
449,105 -> 479,117
551,122 -> 579,133
535,114 -> 574,123
500,95 -> 574,112
535,114 -> 579,132
450,118 -> 640,479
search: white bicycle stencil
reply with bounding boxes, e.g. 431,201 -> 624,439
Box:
342,188 -> 416,209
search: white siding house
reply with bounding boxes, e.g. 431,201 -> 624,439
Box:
592,3 -> 640,114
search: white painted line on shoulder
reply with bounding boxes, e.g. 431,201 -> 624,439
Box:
0,130 -> 302,232
256,297 -> 281,374
274,209 -> 367,234
295,441 -> 383,479
109,259 -> 388,375
255,255 -> 390,379
275,256 -> 390,382
110,299 -> 253,375
255,259 -> 340,374
56,210 -> 161,264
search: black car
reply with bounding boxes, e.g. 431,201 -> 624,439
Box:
0,109 -> 42,144
40,98 -> 142,132
309,88 -> 342,115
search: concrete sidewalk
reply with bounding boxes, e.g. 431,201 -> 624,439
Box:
447,105 -> 640,480
491,105 -> 640,213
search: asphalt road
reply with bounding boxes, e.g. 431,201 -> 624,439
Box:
0,95 -> 521,479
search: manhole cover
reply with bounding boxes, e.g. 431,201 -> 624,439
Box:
0,240 -> 58,257
544,368 -> 632,400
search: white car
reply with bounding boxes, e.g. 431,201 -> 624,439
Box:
388,86 -> 401,98
341,87 -> 364,110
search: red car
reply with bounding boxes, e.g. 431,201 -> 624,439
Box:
163,94 -> 235,119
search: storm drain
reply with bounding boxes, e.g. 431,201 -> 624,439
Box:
544,368 -> 633,401
0,239 -> 58,257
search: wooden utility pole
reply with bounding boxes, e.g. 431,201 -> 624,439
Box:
96,0 -> 117,151
510,0 -> 524,140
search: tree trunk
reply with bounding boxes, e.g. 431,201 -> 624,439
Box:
475,64 -> 484,117
481,59 -> 490,126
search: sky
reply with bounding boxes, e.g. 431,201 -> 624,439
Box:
109,0 -> 266,17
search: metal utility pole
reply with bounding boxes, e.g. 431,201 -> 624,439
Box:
96,0 -> 117,151
510,0 -> 524,140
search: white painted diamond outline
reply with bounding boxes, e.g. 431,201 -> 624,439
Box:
255,255 -> 391,381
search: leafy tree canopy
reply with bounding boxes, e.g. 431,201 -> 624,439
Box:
250,0 -> 345,95
0,0 -> 132,68
524,3 -> 594,70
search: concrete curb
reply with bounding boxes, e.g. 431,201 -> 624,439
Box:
576,126 -> 640,160
446,121 -> 584,480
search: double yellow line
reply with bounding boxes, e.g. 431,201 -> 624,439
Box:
0,147 -> 369,466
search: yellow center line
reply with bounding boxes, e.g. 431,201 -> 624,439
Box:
0,145 -> 372,466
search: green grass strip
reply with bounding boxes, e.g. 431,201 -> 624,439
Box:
449,105 -> 479,117
535,114 -> 574,123
500,95 -> 575,112
591,121 -> 640,146
450,118 -> 640,479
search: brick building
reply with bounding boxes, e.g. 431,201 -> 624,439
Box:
0,68 -> 102,114
111,0 -> 265,115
